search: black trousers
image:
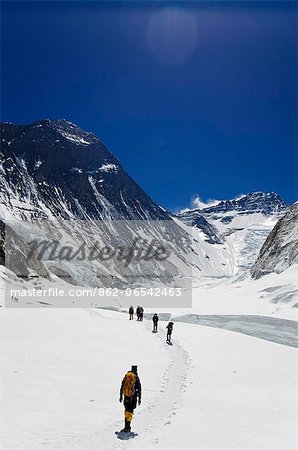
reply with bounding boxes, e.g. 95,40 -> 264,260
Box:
124,396 -> 137,413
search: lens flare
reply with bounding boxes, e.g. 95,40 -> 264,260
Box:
146,8 -> 198,66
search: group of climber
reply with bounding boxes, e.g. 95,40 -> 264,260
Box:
129,305 -> 144,321
128,306 -> 174,343
119,308 -> 174,433
152,314 -> 174,343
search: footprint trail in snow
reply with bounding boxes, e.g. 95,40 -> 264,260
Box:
126,320 -> 191,448
75,315 -> 191,449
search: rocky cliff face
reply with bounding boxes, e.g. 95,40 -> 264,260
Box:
251,202 -> 298,279
0,119 -> 169,221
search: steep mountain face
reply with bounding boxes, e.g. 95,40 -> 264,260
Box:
0,120 -> 193,293
176,210 -> 222,244
178,192 -> 288,280
0,120 -> 169,221
251,202 -> 298,279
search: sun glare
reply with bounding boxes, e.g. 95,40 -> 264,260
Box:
146,7 -> 198,66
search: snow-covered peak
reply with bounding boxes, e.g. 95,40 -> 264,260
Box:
0,119 -> 171,222
181,192 -> 287,217
177,191 -> 289,279
33,119 -> 83,131
200,192 -> 287,216
30,119 -> 98,146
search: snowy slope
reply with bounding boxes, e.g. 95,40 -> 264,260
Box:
175,265 -> 298,319
252,202 -> 298,278
178,192 -> 288,281
2,261 -> 298,317
0,308 -> 297,450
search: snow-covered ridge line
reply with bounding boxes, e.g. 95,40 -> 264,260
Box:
179,191 -> 288,215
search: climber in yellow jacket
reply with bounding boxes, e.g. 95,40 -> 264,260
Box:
119,365 -> 142,432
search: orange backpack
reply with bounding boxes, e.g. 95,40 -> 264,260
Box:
123,371 -> 137,397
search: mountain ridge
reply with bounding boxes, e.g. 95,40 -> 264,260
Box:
179,191 -> 287,217
0,119 -> 296,289
1,119 -> 170,221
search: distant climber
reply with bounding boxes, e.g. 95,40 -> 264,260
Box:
166,322 -> 174,344
136,306 -> 141,321
152,313 -> 159,332
129,305 -> 134,320
119,365 -> 142,432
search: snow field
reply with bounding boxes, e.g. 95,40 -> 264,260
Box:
157,323 -> 298,450
1,308 -> 297,449
0,309 -> 166,449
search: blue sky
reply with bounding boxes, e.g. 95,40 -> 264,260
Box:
1,1 -> 297,211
